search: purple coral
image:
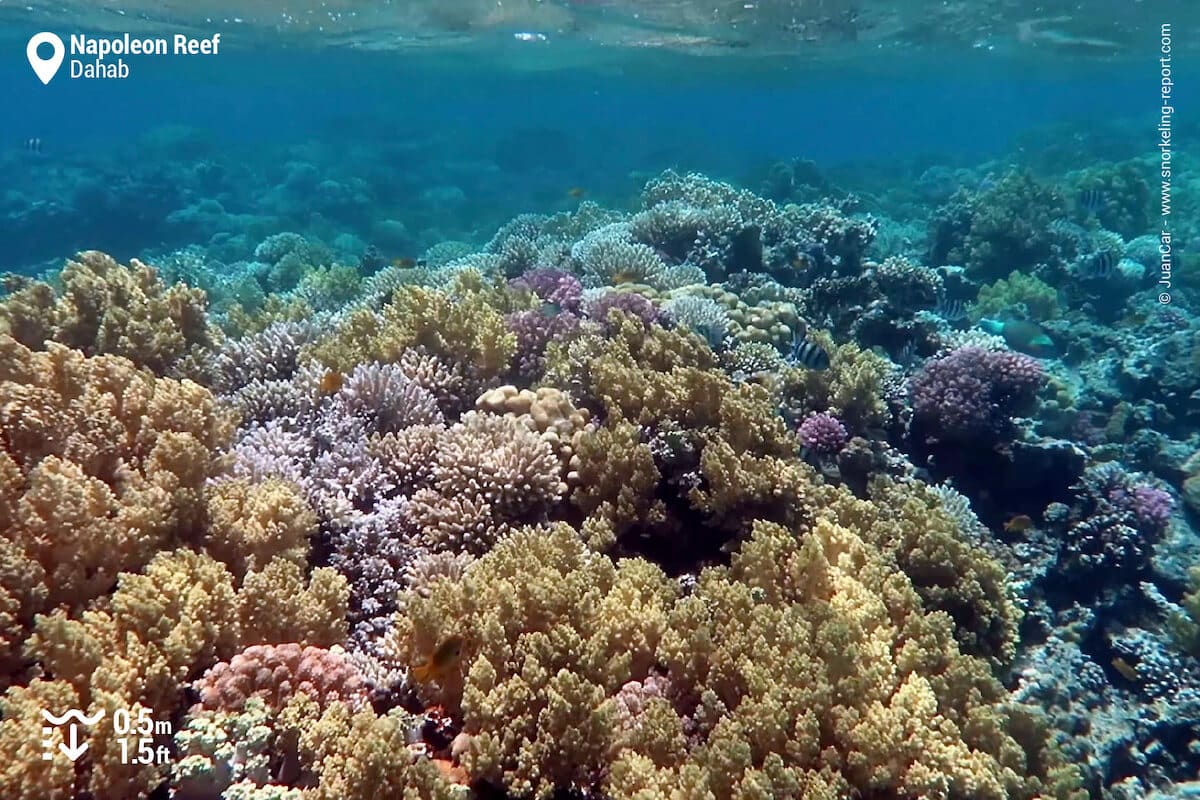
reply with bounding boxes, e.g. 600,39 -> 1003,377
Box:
583,290 -> 660,330
1060,462 -> 1174,578
797,412 -> 848,454
909,346 -> 1044,442
506,309 -> 582,378
1129,485 -> 1173,533
510,268 -> 583,313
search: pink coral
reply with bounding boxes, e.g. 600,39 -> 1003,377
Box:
909,346 -> 1043,442
797,411 -> 848,454
194,643 -> 368,712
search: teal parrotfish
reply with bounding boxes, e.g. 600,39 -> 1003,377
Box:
977,318 -> 1057,358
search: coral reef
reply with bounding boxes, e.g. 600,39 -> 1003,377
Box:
1,158 -> 1194,800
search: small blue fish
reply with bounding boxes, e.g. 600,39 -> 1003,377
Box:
786,334 -> 830,371
1078,188 -> 1105,216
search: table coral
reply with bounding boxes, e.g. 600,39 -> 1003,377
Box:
0,250 -> 213,377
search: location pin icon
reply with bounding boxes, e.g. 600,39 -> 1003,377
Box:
27,32 -> 65,85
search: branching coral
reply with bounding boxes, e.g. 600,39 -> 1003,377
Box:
194,643 -> 368,713
404,412 -> 567,554
306,272 -> 516,381
386,522 -> 1079,800
204,479 -> 317,580
18,547 -> 347,799
385,523 -> 678,796
928,172 -> 1066,281
812,477 -> 1021,664
779,330 -> 892,432
279,695 -> 459,799
545,315 -> 808,559
0,250 -> 213,377
975,270 -> 1061,322
910,346 -> 1044,444
1057,462 -> 1174,579
0,335 -> 232,667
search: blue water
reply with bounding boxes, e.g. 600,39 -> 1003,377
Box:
1,28 -> 1185,270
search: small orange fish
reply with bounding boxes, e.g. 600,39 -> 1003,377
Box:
319,370 -> 344,395
1111,657 -> 1139,682
566,186 -> 587,199
411,635 -> 465,684
1003,514 -> 1034,533
391,256 -> 417,268
611,270 -> 638,285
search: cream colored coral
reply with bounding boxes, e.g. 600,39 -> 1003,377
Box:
280,694 -> 460,799
476,384 -> 593,466
0,250 -> 213,377
0,679 -> 79,800
0,335 -> 232,665
387,523 -> 677,798
238,559 -> 348,648
206,479 -> 317,580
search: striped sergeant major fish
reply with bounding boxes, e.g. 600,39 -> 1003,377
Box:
786,333 -> 830,371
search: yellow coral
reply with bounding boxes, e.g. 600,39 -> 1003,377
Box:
812,477 -> 1021,664
975,270 -> 1060,322
0,336 -> 232,661
24,549 -> 240,798
0,250 -> 213,377
18,546 -> 350,800
205,478 -> 317,580
386,523 -> 677,798
780,330 -> 891,430
385,519 -> 1077,800
307,272 -> 516,378
0,679 -> 79,800
238,559 -> 349,648
280,694 -> 459,799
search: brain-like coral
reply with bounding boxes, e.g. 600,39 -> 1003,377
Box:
194,643 -> 369,713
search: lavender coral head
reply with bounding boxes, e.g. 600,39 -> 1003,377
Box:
510,268 -> 583,313
506,309 -> 582,379
584,290 -> 659,330
909,346 -> 1044,442
1129,485 -> 1173,533
797,411 -> 848,454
